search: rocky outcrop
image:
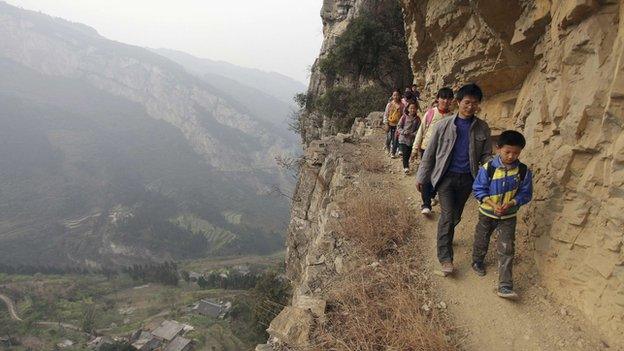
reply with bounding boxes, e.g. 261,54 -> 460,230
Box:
261,114 -> 379,350
401,0 -> 624,344
299,0 -> 412,143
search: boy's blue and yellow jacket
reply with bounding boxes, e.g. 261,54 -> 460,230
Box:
473,156 -> 533,219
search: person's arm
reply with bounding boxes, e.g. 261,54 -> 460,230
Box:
474,165 -> 506,214
416,123 -> 441,187
410,118 -> 421,136
512,169 -> 533,206
479,123 -> 493,165
382,103 -> 390,125
397,115 -> 406,134
413,122 -> 424,149
473,166 -> 491,203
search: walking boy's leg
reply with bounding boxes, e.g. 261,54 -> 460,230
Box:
401,144 -> 411,169
421,182 -> 433,209
436,175 -> 456,263
452,173 -> 474,226
385,127 -> 394,151
497,217 -> 517,289
391,133 -> 399,155
472,213 -> 496,264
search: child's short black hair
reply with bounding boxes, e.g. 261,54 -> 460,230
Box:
497,130 -> 526,149
456,83 -> 483,102
437,87 -> 454,99
404,90 -> 414,101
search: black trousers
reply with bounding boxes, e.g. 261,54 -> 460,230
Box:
436,172 -> 474,263
419,149 -> 436,209
399,143 -> 412,168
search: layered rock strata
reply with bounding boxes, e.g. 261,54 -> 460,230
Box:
401,0 -> 624,344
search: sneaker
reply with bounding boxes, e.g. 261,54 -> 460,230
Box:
421,207 -> 431,215
440,261 -> 454,274
398,150 -> 403,156
390,154 -> 397,159
497,286 -> 518,299
472,262 -> 486,276
403,168 -> 409,174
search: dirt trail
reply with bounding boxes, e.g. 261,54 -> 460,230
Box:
0,292 -> 88,334
371,131 -> 612,351
0,293 -> 22,321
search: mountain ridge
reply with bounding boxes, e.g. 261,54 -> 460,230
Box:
0,2 -> 294,268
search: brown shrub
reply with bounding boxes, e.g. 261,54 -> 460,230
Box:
341,190 -> 415,257
313,246 -> 458,351
360,155 -> 387,173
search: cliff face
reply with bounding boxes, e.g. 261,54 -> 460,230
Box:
299,0 -> 413,143
267,0 -> 624,349
401,0 -> 624,342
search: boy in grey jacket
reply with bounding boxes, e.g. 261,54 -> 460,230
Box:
415,83 -> 492,274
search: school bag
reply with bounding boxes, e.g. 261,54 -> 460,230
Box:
388,103 -> 402,125
486,161 -> 528,183
425,108 -> 435,125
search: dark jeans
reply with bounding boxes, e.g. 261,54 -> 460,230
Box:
421,182 -> 436,209
399,143 -> 412,168
472,213 -> 517,288
436,172 -> 474,263
385,126 -> 399,155
419,149 -> 436,209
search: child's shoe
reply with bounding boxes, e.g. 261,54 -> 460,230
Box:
471,262 -> 486,276
390,153 -> 397,159
440,261 -> 454,274
403,168 -> 409,174
496,286 -> 518,300
421,207 -> 431,215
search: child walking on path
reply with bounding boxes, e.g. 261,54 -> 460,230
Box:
383,90 -> 405,158
397,102 -> 421,174
415,83 -> 492,275
411,87 -> 455,214
471,130 -> 533,299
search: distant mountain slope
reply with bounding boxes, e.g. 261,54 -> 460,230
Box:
152,49 -> 298,140
154,48 -> 306,105
0,2 -> 292,268
0,58 -> 285,267
0,1 -> 297,173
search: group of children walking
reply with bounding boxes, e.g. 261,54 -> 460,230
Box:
383,83 -> 534,299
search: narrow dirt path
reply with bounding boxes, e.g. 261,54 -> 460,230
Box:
0,293 -> 22,321
0,292 -> 89,334
371,130 -> 611,351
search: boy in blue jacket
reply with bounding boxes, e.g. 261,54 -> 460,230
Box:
471,130 -> 533,299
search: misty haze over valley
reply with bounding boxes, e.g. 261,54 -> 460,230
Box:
0,1 -> 305,269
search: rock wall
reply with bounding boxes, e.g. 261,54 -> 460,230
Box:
256,116 -> 379,350
401,0 -> 624,343
300,0 -> 412,143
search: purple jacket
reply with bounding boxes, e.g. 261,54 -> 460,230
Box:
397,114 -> 420,146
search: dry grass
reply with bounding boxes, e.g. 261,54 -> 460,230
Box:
341,190 -> 415,257
309,186 -> 458,351
313,245 -> 458,351
359,154 -> 387,173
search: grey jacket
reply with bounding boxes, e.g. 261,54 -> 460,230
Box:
416,115 -> 492,188
397,114 -> 420,146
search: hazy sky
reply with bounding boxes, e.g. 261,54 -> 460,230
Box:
5,0 -> 324,83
